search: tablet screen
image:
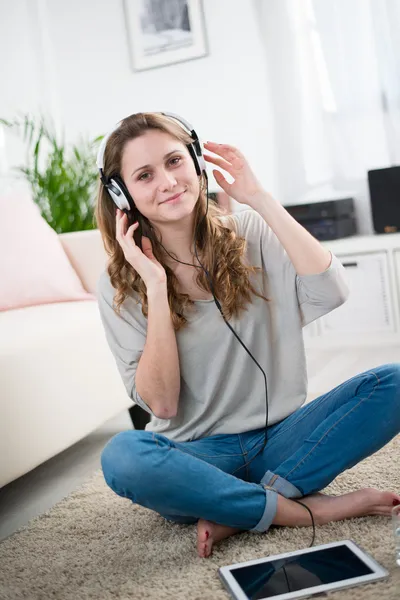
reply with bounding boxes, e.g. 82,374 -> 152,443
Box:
229,544 -> 374,599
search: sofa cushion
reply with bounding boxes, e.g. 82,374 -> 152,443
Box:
0,191 -> 95,311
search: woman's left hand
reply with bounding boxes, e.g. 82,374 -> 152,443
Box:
203,141 -> 265,206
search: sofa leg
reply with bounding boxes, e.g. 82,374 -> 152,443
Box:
128,404 -> 151,430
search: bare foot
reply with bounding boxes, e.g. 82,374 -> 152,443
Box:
298,487 -> 400,525
196,488 -> 400,558
197,519 -> 243,558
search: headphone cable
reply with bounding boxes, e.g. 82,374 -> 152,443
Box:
155,179 -> 316,547
157,189 -> 270,460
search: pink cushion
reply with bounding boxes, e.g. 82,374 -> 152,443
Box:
0,192 -> 95,311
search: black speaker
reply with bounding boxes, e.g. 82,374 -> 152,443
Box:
368,166 -> 400,234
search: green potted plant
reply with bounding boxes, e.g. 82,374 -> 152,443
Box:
1,114 -> 103,233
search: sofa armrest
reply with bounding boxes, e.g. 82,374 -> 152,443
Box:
59,229 -> 107,295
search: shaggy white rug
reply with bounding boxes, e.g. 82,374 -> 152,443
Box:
0,435 -> 399,600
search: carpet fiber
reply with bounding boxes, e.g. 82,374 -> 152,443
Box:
1,435 -> 399,600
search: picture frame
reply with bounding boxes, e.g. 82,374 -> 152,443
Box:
123,0 -> 208,72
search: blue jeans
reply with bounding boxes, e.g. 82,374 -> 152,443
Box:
101,363 -> 400,533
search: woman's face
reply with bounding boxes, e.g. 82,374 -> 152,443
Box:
120,129 -> 200,225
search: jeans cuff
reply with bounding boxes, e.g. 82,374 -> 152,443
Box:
261,470 -> 303,499
250,488 -> 278,533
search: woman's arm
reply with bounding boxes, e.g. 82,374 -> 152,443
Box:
135,282 -> 180,419
97,274 -> 180,420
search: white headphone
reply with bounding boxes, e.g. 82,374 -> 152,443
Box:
96,111 -> 207,212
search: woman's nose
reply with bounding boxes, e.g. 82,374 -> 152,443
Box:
158,169 -> 177,191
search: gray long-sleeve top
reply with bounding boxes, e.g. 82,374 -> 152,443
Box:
97,208 -> 349,442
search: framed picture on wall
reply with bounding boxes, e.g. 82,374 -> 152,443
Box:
123,0 -> 208,72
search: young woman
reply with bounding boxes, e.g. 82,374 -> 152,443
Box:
95,112 -> 400,559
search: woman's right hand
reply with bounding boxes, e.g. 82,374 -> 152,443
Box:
115,209 -> 167,289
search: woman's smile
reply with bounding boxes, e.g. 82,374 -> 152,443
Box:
160,191 -> 186,205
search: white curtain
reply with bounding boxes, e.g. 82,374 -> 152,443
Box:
255,0 -> 400,233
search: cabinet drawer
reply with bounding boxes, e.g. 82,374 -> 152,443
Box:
392,250 -> 400,311
318,252 -> 395,335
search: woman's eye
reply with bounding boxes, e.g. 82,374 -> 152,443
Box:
138,172 -> 150,181
137,157 -> 181,181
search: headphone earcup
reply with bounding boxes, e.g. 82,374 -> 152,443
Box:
187,143 -> 206,177
197,152 -> 207,176
106,177 -> 131,211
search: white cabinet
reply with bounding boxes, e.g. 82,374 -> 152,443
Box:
303,321 -> 318,339
304,234 -> 400,348
319,252 -> 395,335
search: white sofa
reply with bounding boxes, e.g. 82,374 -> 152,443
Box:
0,229 -> 132,488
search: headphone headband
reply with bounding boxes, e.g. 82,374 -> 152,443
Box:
96,111 -> 205,172
96,123 -> 120,171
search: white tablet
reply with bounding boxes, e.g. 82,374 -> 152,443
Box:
218,539 -> 389,600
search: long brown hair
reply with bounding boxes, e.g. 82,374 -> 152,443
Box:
95,112 -> 268,330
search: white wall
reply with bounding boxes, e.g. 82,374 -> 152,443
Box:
0,0 -> 44,183
0,0 -> 278,197
1,0 -> 391,235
